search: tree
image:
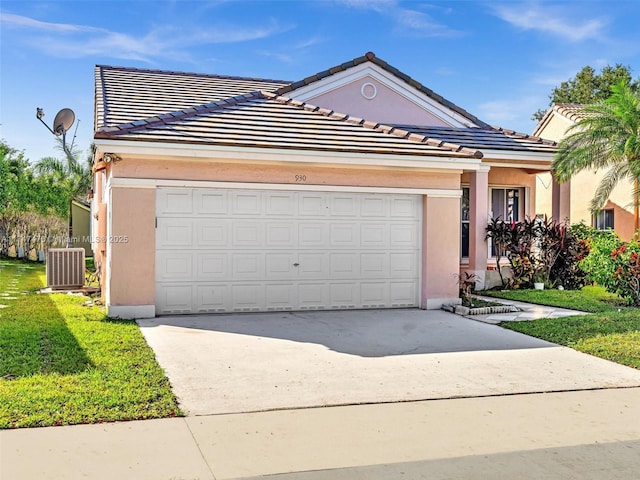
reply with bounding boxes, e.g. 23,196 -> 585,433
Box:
33,137 -> 92,201
552,81 -> 640,231
532,64 -> 640,121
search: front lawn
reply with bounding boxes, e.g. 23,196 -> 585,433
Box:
481,285 -> 628,313
484,286 -> 640,369
0,259 -> 181,428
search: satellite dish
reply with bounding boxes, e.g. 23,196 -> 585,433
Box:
53,108 -> 75,136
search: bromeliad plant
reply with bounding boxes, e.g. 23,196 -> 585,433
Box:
486,216 -> 589,290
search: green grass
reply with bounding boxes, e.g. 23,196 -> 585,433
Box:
0,259 -> 181,429
484,285 -> 640,369
481,285 -> 628,313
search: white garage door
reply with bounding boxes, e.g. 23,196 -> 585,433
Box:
155,188 -> 421,314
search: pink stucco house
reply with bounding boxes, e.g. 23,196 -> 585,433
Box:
92,52 -> 557,319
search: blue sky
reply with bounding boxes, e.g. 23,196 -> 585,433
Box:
1,0 -> 640,164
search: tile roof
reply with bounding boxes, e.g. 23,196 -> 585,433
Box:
552,103 -> 587,122
393,125 -> 557,154
275,52 -> 491,129
95,91 -> 483,159
95,55 -> 556,161
95,65 -> 290,129
532,103 -> 588,137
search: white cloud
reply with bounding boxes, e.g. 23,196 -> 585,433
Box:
492,3 -> 607,42
0,11 -> 102,33
336,0 -> 463,37
0,12 -> 289,62
394,8 -> 464,37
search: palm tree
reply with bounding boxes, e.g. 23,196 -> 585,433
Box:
553,81 -> 640,231
34,137 -> 92,201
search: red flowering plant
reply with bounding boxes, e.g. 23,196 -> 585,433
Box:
609,241 -> 640,305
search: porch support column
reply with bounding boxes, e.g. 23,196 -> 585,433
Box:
468,166 -> 490,290
552,177 -> 571,224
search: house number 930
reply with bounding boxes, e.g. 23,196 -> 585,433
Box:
295,174 -> 307,182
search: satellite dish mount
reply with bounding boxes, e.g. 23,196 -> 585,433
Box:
36,107 -> 76,159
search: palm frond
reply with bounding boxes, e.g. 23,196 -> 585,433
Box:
589,163 -> 631,213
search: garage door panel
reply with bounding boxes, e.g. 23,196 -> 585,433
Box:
299,223 -> 328,246
330,282 -> 359,308
232,253 -> 264,279
299,194 -> 327,216
195,284 -> 227,313
156,251 -> 193,281
232,191 -> 262,215
330,253 -> 359,277
195,190 -> 227,215
196,253 -> 227,280
196,220 -> 228,247
330,223 -> 359,247
390,252 -> 418,276
157,284 -> 193,314
232,222 -> 264,247
157,189 -> 193,215
157,218 -> 192,248
156,188 -> 421,314
330,195 -> 358,217
361,223 -> 388,247
298,283 -> 328,309
231,284 -> 263,312
266,223 -> 296,247
265,253 -> 297,278
265,192 -> 296,216
390,282 -> 418,307
360,252 -> 388,276
390,224 -> 418,246
391,197 -> 420,218
265,284 -> 297,310
297,253 -> 328,278
361,282 -> 388,308
361,196 -> 388,218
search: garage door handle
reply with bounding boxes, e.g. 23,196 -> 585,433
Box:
293,263 -> 300,267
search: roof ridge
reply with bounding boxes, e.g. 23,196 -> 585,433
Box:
95,64 -> 292,84
275,51 -> 491,129
491,126 -> 557,146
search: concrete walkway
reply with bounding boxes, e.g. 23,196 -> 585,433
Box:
468,295 -> 588,324
2,388 -> 640,479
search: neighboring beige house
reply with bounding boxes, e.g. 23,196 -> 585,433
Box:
69,199 -> 91,256
534,103 -> 636,240
92,52 -> 557,319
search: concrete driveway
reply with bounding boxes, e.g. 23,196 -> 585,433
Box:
138,309 -> 640,416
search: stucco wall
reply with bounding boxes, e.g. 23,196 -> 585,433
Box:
461,167 -> 537,219
306,75 -> 451,127
422,196 -> 460,307
112,158 -> 461,190
108,187 -> 155,306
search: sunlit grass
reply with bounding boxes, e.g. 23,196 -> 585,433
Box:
0,259 -> 181,429
486,286 -> 640,370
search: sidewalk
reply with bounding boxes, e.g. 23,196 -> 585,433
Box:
2,388 -> 640,479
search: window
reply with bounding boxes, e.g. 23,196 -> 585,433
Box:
489,187 -> 524,257
491,188 -> 521,222
461,187 -> 469,258
593,209 -> 614,230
